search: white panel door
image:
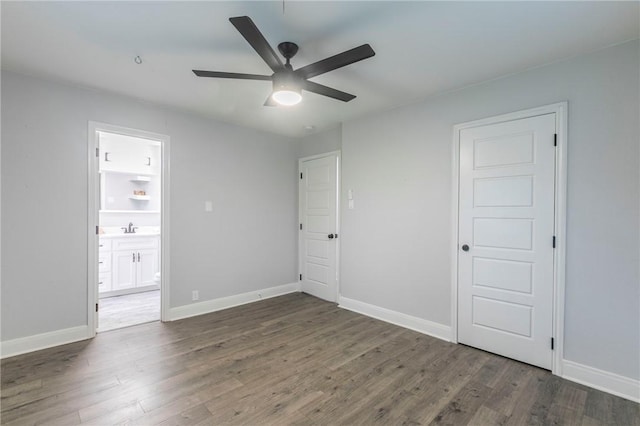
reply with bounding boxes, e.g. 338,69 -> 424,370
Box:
458,113 -> 556,369
299,155 -> 338,302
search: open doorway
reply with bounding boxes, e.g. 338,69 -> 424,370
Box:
88,122 -> 170,334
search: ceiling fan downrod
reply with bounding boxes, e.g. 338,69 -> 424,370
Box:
278,42 -> 298,70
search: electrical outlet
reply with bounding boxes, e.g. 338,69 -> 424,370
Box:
192,290 -> 199,301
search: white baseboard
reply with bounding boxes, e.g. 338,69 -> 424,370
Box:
168,282 -> 301,321
562,359 -> 640,403
338,296 -> 451,342
0,283 -> 300,358
1,325 -> 90,359
337,297 -> 640,402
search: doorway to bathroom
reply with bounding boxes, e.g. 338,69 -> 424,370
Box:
88,122 -> 170,335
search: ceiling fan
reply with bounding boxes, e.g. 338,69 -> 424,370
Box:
193,16 -> 375,106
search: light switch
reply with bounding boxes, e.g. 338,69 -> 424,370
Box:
348,199 -> 355,210
205,201 -> 213,212
347,189 -> 353,200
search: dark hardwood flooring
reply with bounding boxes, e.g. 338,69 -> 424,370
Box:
1,293 -> 638,425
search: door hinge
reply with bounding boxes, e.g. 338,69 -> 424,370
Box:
554,133 -> 557,147
96,225 -> 99,235
96,147 -> 99,157
300,172 -> 303,179
300,223 -> 303,230
553,236 -> 556,248
96,303 -> 99,312
551,337 -> 555,350
299,274 -> 302,281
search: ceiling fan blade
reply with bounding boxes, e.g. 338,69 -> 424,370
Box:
229,16 -> 284,73
264,95 -> 277,107
192,70 -> 272,81
303,81 -> 356,102
295,44 -> 375,80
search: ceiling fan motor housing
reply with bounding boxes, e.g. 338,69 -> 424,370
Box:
272,70 -> 302,93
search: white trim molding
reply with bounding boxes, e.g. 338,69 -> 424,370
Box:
168,282 -> 301,321
338,297 -> 451,342
450,102 -> 568,376
562,360 -> 640,403
87,121 -> 171,336
1,326 -> 89,359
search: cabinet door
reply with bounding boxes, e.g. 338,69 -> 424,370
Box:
146,144 -> 161,175
98,253 -> 111,273
112,251 -> 136,290
98,272 -> 111,293
100,132 -> 158,175
99,133 -> 131,173
136,249 -> 159,287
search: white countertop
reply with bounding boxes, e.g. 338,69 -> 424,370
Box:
99,226 -> 160,238
99,232 -> 160,239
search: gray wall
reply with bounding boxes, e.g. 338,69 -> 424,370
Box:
2,41 -> 638,382
99,211 -> 160,228
1,71 -> 298,340
340,40 -> 640,380
297,125 -> 342,159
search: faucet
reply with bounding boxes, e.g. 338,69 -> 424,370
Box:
121,222 -> 138,234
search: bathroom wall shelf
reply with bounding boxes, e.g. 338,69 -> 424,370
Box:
130,176 -> 152,183
100,169 -> 153,177
100,210 -> 160,214
129,195 -> 151,201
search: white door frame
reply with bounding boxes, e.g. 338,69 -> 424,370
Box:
87,121 -> 171,338
450,102 -> 568,375
298,151 -> 341,301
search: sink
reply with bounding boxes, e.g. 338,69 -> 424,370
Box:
100,230 -> 160,238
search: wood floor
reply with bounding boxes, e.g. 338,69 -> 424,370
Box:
1,293 -> 638,425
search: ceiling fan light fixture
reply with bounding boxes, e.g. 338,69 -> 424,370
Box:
272,88 -> 302,106
271,72 -> 302,106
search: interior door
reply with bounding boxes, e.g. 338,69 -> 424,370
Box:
299,154 -> 338,302
457,113 -> 556,369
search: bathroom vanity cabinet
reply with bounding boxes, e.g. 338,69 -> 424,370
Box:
98,234 -> 160,297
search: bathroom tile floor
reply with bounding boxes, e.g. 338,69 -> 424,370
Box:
98,289 -> 160,332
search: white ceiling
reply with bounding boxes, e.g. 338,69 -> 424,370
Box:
2,1 -> 638,137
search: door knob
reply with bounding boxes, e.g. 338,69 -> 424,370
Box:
328,234 -> 335,239
461,244 -> 470,252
